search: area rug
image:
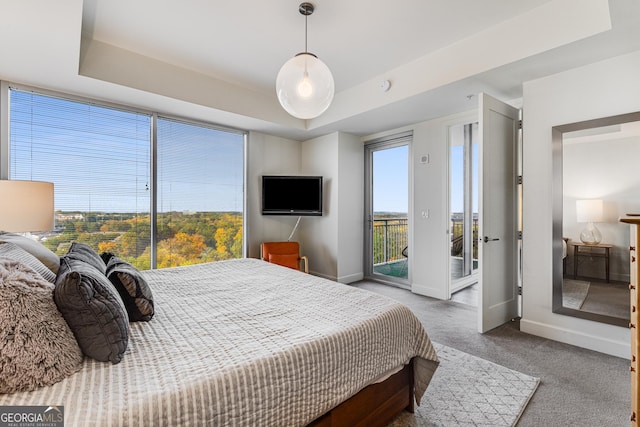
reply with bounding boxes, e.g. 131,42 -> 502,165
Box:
390,343 -> 539,427
562,279 -> 590,309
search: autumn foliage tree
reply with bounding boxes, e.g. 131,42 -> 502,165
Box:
157,232 -> 206,268
50,211 -> 242,270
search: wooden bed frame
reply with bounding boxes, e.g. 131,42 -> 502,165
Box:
308,359 -> 415,427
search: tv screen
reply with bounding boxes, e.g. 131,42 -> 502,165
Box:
262,175 -> 323,216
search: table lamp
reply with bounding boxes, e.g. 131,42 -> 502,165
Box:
0,180 -> 54,232
576,199 -> 603,245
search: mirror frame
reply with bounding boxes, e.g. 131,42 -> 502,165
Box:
552,111 -> 640,327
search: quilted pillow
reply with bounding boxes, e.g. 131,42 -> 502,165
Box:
65,242 -> 106,274
269,253 -> 300,270
0,231 -> 60,274
0,258 -> 83,393
103,254 -> 155,322
54,256 -> 129,364
0,242 -> 56,283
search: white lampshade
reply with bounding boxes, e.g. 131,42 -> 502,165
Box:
0,180 -> 54,232
276,53 -> 334,120
576,199 -> 603,223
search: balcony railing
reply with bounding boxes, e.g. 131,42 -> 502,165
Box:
450,216 -> 479,259
372,216 -> 478,267
373,217 -> 407,265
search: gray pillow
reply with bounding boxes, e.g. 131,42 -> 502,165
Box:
54,256 -> 129,364
0,258 -> 83,393
104,254 -> 155,322
0,242 -> 56,283
0,231 -> 59,274
66,242 -> 106,274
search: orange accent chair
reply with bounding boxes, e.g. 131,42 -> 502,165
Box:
260,241 -> 309,273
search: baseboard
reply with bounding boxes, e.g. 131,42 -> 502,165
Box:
520,318 -> 630,359
311,271 -> 364,284
310,271 -> 336,281
337,272 -> 364,284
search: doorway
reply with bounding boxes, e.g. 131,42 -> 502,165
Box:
364,132 -> 411,288
449,122 -> 480,300
444,94 -> 520,334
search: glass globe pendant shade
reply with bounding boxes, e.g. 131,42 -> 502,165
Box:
276,52 -> 335,119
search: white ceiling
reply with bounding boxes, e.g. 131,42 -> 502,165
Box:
2,0 -> 640,140
82,0 -> 552,95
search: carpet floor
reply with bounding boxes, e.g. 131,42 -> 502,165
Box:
352,280 -> 630,427
389,343 -> 539,426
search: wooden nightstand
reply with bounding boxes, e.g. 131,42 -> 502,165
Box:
572,242 -> 612,282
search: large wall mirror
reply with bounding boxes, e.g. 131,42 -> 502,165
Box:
552,111 -> 640,327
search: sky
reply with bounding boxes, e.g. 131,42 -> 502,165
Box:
373,145 -> 408,213
10,90 -> 244,213
450,143 -> 479,213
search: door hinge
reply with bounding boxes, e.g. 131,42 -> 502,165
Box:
517,175 -> 523,185
518,120 -> 523,130
518,231 -> 522,240
518,285 -> 522,295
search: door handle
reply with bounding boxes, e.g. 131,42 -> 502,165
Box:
483,236 -> 500,243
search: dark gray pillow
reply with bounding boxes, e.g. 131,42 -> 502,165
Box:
65,242 -> 106,274
0,231 -> 60,274
103,254 -> 154,322
0,242 -> 56,283
54,256 -> 129,364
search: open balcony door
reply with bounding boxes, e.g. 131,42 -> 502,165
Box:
478,93 -> 520,333
364,132 -> 411,288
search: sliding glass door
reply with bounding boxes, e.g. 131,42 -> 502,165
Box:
449,122 -> 479,292
365,132 -> 411,287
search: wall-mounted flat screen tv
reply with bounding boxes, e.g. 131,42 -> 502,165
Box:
261,175 -> 323,216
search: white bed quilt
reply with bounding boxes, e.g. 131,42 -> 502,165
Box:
1,258 -> 438,426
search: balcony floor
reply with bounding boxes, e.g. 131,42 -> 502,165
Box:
373,260 -> 408,279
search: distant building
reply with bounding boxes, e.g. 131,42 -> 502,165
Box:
56,213 -> 84,221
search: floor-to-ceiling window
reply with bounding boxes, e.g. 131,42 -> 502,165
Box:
156,117 -> 244,268
7,86 -> 245,269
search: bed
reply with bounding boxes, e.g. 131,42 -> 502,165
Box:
0,256 -> 439,426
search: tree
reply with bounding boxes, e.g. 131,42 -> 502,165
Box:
157,232 -> 206,267
98,241 -> 117,254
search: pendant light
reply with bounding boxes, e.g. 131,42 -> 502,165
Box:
276,2 -> 334,120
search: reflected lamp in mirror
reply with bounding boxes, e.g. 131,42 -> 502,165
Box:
576,199 -> 603,245
0,180 -> 54,232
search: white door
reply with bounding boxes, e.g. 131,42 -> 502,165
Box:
478,93 -> 520,333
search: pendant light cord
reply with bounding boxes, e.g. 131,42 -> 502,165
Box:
304,12 -> 308,53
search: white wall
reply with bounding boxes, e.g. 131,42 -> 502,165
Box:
336,133 -> 365,283
248,130 -> 364,283
301,132 -> 364,282
246,131 -> 302,258
521,50 -> 640,358
300,133 -> 339,278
